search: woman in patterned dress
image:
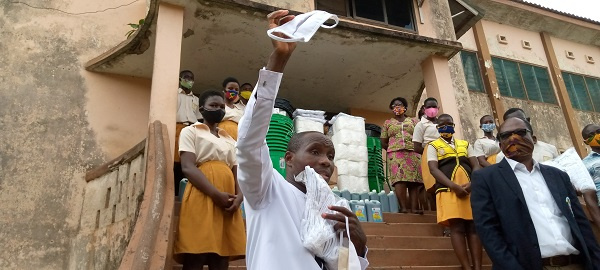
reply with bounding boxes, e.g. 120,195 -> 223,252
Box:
380,97 -> 423,214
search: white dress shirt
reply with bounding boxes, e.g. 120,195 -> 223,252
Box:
505,158 -> 579,258
471,137 -> 500,158
223,102 -> 245,123
412,116 -> 440,144
176,88 -> 202,123
533,140 -> 560,162
236,69 -> 368,270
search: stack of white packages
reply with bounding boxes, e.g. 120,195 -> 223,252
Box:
330,113 -> 369,193
293,109 -> 326,133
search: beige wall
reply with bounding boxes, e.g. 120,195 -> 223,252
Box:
483,20 -> 548,67
255,0 -> 314,12
85,72 -> 151,159
458,29 -> 478,51
350,108 -> 397,129
551,36 -> 600,77
0,0 -> 149,268
416,0 -> 456,40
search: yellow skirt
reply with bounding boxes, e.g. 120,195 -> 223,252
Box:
487,154 -> 497,165
422,144 -> 436,193
218,120 -> 238,141
174,123 -> 187,162
174,161 -> 246,260
436,166 -> 473,226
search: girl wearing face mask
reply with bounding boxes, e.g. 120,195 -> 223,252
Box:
239,82 -> 253,105
380,97 -> 423,214
412,97 -> 440,210
218,77 -> 245,140
471,115 -> 501,167
175,90 -> 246,269
427,114 -> 482,270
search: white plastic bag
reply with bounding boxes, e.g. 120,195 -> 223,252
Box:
541,147 -> 596,192
295,166 -> 351,270
294,116 -> 325,133
335,160 -> 368,177
337,216 -> 361,270
331,113 -> 365,133
332,131 -> 367,146
334,145 -> 368,162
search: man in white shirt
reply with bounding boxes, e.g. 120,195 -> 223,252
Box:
174,70 -> 203,195
471,117 -> 600,269
236,10 -> 368,270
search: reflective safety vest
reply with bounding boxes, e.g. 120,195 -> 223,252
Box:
429,138 -> 473,194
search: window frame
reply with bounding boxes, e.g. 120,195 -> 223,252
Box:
561,71 -> 600,113
316,0 -> 418,33
460,50 -> 486,93
491,56 -> 558,105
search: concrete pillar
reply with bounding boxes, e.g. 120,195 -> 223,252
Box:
472,21 -> 506,125
421,55 -> 464,139
148,2 -> 184,157
540,32 -> 587,157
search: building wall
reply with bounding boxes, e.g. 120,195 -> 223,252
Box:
0,0 -> 150,268
551,37 -> 600,131
256,0 -> 313,12
483,20 -> 548,67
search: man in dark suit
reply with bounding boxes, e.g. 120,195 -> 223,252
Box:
471,117 -> 600,270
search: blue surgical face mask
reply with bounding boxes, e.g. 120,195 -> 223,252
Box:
481,123 -> 496,133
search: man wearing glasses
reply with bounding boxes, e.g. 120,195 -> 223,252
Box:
471,117 -> 600,269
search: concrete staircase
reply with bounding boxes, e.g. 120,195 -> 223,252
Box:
173,201 -> 491,269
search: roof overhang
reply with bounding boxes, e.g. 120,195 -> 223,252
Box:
86,0 -> 463,113
450,0 -> 485,38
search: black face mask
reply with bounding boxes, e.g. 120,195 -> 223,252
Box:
201,109 -> 225,123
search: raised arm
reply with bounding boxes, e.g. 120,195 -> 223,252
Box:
236,10 -> 296,209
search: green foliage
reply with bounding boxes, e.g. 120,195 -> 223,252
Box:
126,19 -> 145,38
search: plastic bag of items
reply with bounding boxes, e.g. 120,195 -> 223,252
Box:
295,166 -> 356,270
293,108 -> 326,118
294,116 -> 326,133
542,147 -> 596,192
334,145 -> 368,162
337,175 -> 369,194
332,130 -> 367,146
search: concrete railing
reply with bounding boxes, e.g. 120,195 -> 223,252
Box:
118,121 -> 175,270
70,121 -> 175,270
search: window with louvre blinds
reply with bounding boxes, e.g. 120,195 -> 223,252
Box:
460,51 -> 485,93
562,72 -> 600,112
491,57 -> 557,104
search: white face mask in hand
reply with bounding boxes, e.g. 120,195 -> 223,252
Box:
337,216 -> 361,270
267,10 -> 339,43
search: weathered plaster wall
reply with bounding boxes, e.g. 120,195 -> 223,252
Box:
502,98 -> 571,151
483,20 -> 548,67
448,56 -> 479,143
68,154 -> 145,269
552,36 -> 600,77
254,0 -> 313,12
0,0 -> 148,268
417,0 -> 456,41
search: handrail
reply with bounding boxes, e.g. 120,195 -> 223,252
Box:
85,139 -> 146,182
118,121 -> 175,270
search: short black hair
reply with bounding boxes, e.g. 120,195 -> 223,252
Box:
503,108 -> 525,121
389,97 -> 408,109
417,105 -> 425,119
438,113 -> 453,122
582,124 -> 600,138
480,115 -> 493,124
424,97 -> 438,105
222,77 -> 239,88
287,131 -> 323,152
240,83 -> 253,89
199,90 -> 223,107
180,70 -> 193,77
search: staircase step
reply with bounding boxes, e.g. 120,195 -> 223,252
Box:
362,223 -> 444,237
382,212 -> 437,223
366,235 -> 452,249
368,248 -> 492,267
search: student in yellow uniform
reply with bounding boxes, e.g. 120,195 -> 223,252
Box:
218,77 -> 245,140
427,114 -> 482,270
175,90 -> 246,270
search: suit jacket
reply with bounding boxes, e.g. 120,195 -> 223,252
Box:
471,159 -> 600,270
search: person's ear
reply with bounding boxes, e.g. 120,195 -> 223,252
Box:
285,151 -> 294,168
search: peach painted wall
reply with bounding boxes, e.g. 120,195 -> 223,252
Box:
84,72 -> 151,159
458,29 -> 477,51
350,108 -> 395,128
482,20 -> 548,67
551,36 -> 600,77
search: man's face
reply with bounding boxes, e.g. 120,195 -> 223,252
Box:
285,133 -> 335,182
498,118 -> 535,161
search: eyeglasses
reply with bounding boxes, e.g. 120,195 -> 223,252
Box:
497,129 -> 531,141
